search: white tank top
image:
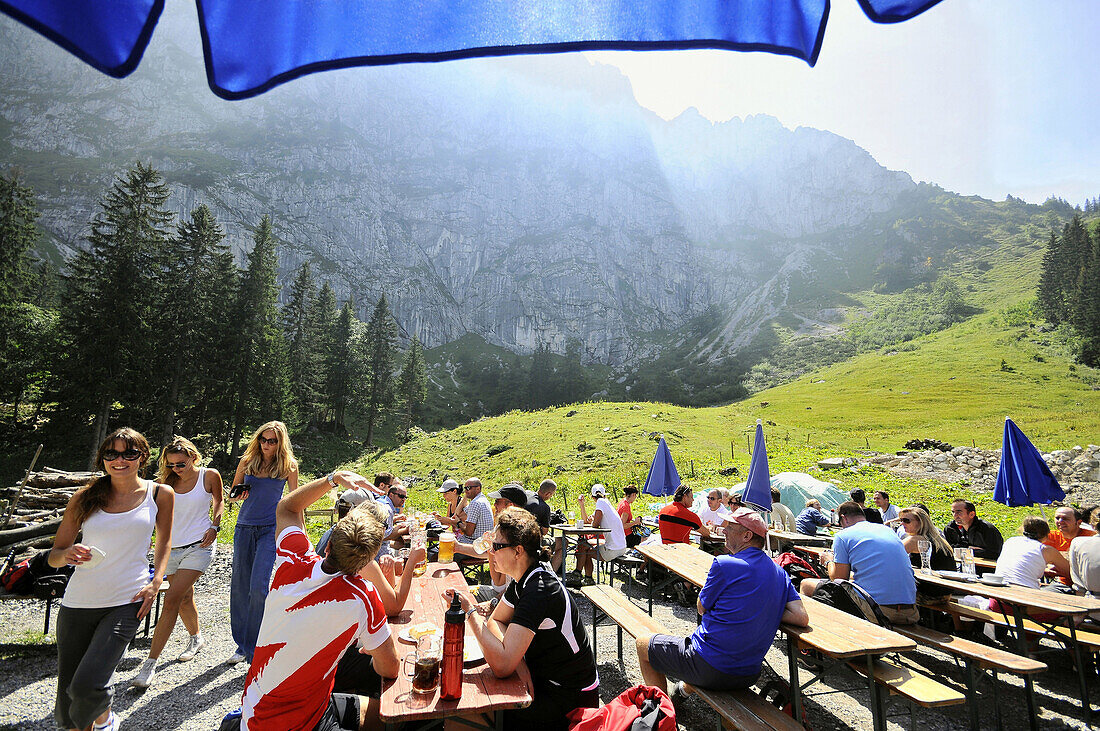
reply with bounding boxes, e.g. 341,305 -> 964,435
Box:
63,481 -> 159,609
172,467 -> 213,546
595,497 -> 627,551
996,536 -> 1048,589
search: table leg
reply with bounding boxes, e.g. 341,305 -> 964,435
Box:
1068,620 -> 1091,715
1012,606 -> 1040,731
647,557 -> 654,615
44,597 -> 52,634
786,636 -> 803,723
868,654 -> 885,731
963,659 -> 980,731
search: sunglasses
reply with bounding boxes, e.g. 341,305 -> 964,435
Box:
167,461 -> 188,469
490,541 -> 516,551
259,436 -> 279,446
389,489 -> 407,499
707,496 -> 719,501
103,449 -> 142,462
900,517 -> 915,524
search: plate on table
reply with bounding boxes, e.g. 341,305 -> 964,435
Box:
979,575 -> 1010,587
398,623 -> 441,644
934,570 -> 977,582
463,639 -> 484,665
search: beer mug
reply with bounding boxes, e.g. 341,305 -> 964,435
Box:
405,635 -> 441,694
438,532 -> 455,563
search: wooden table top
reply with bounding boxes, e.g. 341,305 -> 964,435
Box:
548,524 -> 612,535
771,529 -> 833,544
912,569 -> 1100,616
637,543 -> 914,657
379,562 -> 532,723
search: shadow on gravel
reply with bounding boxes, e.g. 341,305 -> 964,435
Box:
114,663 -> 245,730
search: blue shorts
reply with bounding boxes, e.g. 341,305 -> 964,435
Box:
647,634 -> 759,690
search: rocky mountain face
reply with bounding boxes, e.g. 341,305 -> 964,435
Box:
0,8 -> 914,364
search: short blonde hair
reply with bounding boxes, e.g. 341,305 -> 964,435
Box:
327,502 -> 386,575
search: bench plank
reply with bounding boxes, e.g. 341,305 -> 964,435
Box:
580,585 -> 667,637
848,658 -> 966,708
893,623 -> 1046,673
939,599 -> 1100,650
684,684 -> 804,731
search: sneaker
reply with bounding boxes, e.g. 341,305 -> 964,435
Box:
669,680 -> 689,701
92,712 -> 119,731
564,572 -> 582,588
581,575 -> 596,587
226,652 -> 247,665
130,659 -> 156,689
178,635 -> 206,662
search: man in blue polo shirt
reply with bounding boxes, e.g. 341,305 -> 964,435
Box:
800,501 -> 918,625
635,508 -> 808,699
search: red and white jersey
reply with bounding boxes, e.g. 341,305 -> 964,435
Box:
241,526 -> 389,730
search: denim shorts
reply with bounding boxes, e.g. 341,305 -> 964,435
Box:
167,542 -> 215,575
648,634 -> 759,690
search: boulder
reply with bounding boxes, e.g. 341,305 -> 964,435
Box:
818,458 -> 847,470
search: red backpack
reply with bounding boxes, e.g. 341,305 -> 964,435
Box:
566,684 -> 676,731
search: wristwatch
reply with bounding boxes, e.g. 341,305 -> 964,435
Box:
212,524 -> 221,533
326,472 -> 338,488
466,607 -> 478,619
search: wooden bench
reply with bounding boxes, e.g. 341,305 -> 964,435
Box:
893,623 -> 1045,731
847,656 -> 966,729
579,585 -> 802,731
936,598 -> 1100,650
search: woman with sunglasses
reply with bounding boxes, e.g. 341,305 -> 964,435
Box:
48,428 -> 174,731
445,507 -> 598,730
897,506 -> 955,571
226,420 -> 298,665
131,436 -> 223,688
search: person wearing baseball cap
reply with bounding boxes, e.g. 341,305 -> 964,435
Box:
636,506 -> 808,703
432,479 -> 465,532
573,484 -> 629,587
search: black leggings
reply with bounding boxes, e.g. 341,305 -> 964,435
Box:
55,602 -> 141,729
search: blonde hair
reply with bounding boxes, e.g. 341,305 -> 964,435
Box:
240,421 -> 297,480
900,506 -> 952,556
157,435 -> 203,484
327,502 -> 386,575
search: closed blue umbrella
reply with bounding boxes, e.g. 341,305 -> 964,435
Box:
993,417 -> 1064,508
741,419 -> 773,512
1,0 -> 944,99
643,436 -> 680,497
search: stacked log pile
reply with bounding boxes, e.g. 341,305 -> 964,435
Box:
1,469 -> 100,560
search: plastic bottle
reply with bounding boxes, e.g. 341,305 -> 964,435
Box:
440,594 -> 465,700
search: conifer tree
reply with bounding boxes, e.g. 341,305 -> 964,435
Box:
324,298 -> 357,433
1037,231 -> 1065,323
0,172 -> 38,303
283,263 -> 322,423
311,281 -> 339,425
1073,234 -> 1100,366
361,294 -> 397,447
527,342 -> 553,409
54,163 -> 174,465
0,172 -> 44,424
395,336 -> 427,442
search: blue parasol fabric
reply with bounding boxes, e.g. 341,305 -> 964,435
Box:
643,436 -> 681,497
0,0 -> 944,100
741,419 -> 773,512
993,418 -> 1064,508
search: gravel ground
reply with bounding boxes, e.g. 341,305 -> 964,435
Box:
1,553 -> 1096,730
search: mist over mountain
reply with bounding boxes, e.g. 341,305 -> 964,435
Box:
4,6 -> 923,366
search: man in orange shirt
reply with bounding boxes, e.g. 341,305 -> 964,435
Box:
1045,506 -> 1096,552
658,485 -> 711,545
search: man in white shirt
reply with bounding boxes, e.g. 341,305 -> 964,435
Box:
454,478 -> 494,555
698,490 -> 731,527
769,489 -> 797,531
873,490 -> 899,524
575,484 -> 628,586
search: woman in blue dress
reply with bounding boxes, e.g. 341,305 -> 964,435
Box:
225,420 -> 298,665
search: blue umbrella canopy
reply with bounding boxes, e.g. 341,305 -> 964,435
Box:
741,419 -> 773,512
993,418 -> 1064,508
643,436 -> 681,497
0,0 -> 944,99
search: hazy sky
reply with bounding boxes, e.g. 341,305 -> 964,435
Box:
588,0 -> 1099,205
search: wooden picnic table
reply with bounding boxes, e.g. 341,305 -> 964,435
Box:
914,568 -> 1100,722
769,529 -> 833,547
380,562 -> 532,730
637,542 -> 916,731
547,524 -> 611,582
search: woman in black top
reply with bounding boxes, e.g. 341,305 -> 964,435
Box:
446,507 -> 598,730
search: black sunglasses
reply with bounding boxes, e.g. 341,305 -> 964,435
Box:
490,541 -> 516,551
900,517 -> 915,524
389,489 -> 407,498
259,436 -> 279,446
104,449 -> 142,462
167,461 -> 188,469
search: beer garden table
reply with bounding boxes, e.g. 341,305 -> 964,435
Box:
636,542 -> 916,731
380,562 -> 532,731
547,524 -> 611,581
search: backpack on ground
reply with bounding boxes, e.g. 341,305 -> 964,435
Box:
811,579 -> 891,629
775,551 -> 827,582
1,549 -> 73,597
566,684 -> 676,731
1,550 -> 33,594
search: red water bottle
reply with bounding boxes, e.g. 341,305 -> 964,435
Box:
440,594 -> 465,700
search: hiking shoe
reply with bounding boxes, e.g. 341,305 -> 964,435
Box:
226,652 -> 247,665
668,681 -> 691,717
581,575 -> 596,587
131,659 -> 156,689
178,635 -> 206,662
564,572 -> 582,588
92,712 -> 120,731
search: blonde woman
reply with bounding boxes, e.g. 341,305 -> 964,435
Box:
226,421 -> 298,665
131,437 -> 223,688
898,506 -> 955,571
49,428 -> 173,731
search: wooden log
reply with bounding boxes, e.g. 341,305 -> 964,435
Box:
0,518 -> 63,547
2,535 -> 55,560
27,472 -> 100,489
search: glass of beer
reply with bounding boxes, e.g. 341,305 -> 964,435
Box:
407,635 -> 441,694
438,532 -> 455,563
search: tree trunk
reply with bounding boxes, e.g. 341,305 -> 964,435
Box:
229,362 -> 250,463
161,350 -> 183,444
88,396 -> 111,470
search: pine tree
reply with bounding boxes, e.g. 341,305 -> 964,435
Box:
0,172 -> 43,424
1037,231 -> 1063,324
361,294 -> 397,447
54,163 -> 174,465
395,336 -> 427,442
283,263 -> 322,424
228,215 -> 290,460
0,171 -> 38,302
1073,234 -> 1100,366
527,342 -> 552,409
311,281 -> 339,425
324,298 -> 357,433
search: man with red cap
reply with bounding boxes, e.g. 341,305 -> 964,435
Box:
635,507 -> 808,701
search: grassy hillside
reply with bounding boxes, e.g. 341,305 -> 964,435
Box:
346,302 -> 1100,538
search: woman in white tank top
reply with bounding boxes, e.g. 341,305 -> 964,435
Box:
131,436 -> 224,688
48,428 -> 174,731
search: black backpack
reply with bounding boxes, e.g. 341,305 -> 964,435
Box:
812,579 -> 891,629
1,549 -> 73,598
